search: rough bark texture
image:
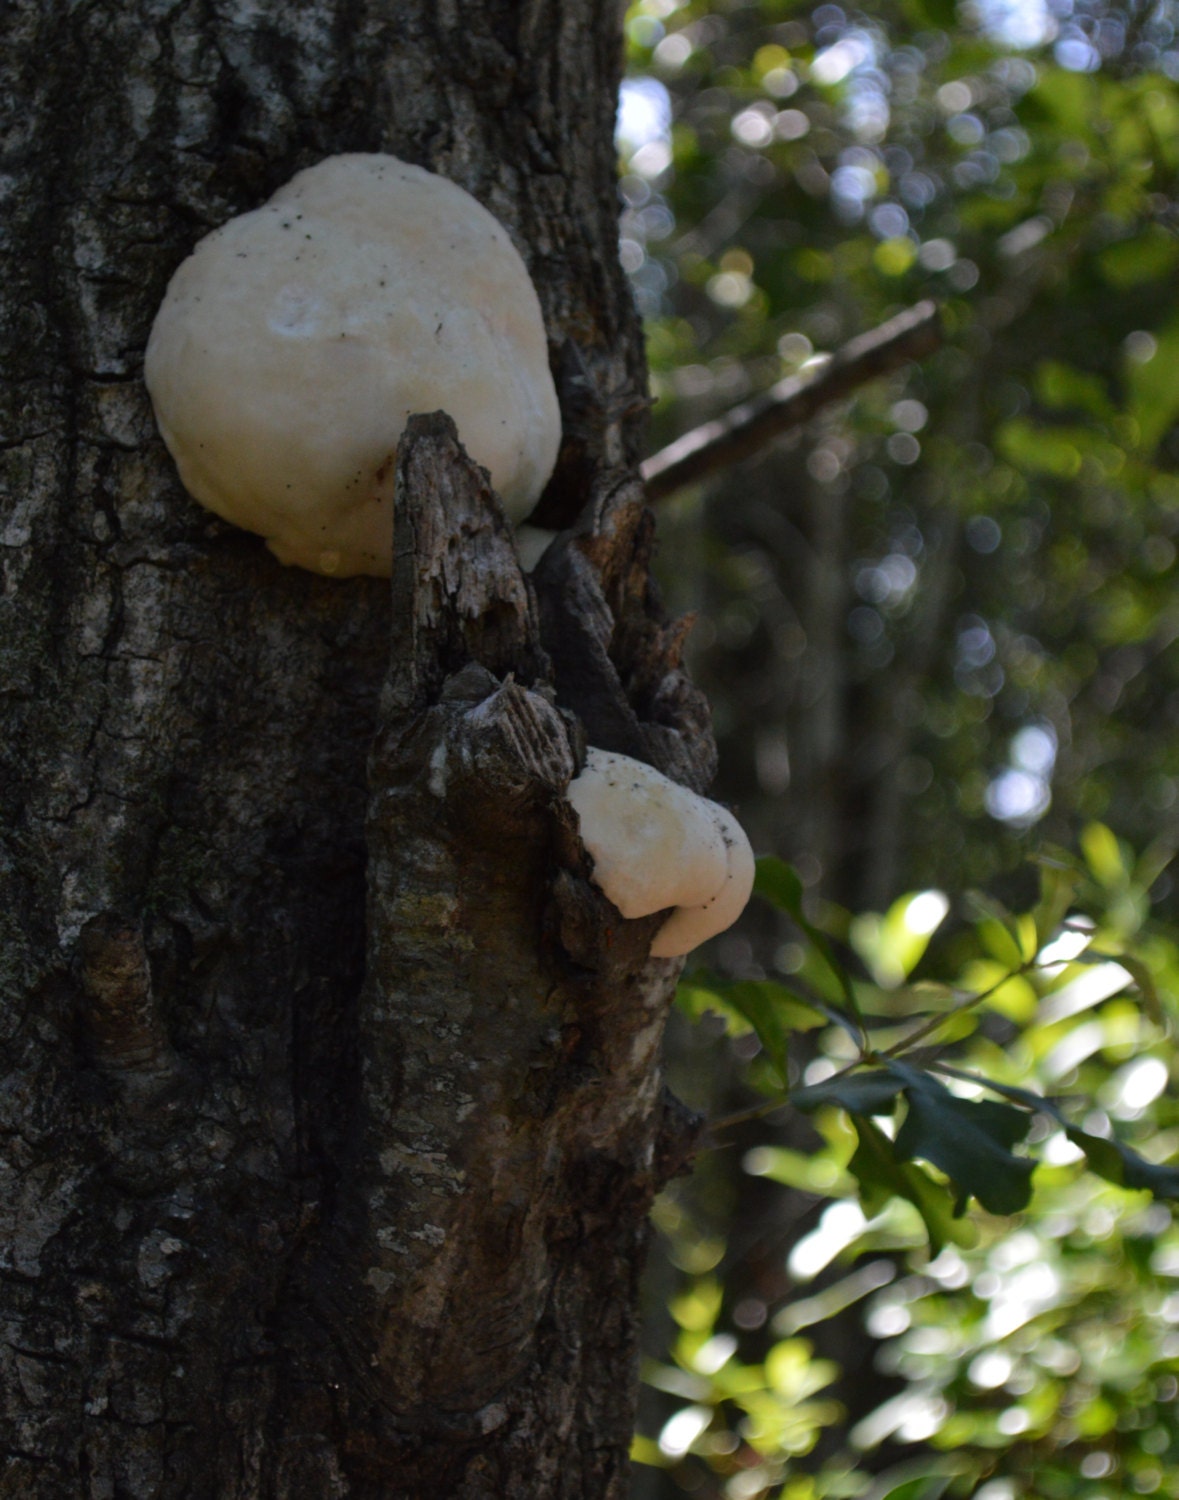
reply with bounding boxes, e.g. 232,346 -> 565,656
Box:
0,4 -> 712,1497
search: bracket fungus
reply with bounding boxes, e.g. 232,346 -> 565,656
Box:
566,748 -> 755,958
145,153 -> 562,577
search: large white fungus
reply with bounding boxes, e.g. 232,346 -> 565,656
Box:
144,153 -> 562,577
565,748 -> 755,959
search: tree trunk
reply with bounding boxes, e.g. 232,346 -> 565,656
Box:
0,4 -> 713,1495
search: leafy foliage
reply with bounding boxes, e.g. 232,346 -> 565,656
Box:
638,835 -> 1179,1495
622,0 -> 1179,902
621,0 -> 1179,1494
697,841 -> 1179,1230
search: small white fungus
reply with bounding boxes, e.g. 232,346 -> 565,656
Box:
145,153 -> 562,577
650,800 -> 756,958
565,748 -> 755,958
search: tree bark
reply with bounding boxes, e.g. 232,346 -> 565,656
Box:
0,4 -> 711,1496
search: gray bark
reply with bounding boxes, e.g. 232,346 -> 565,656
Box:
0,4 -> 713,1496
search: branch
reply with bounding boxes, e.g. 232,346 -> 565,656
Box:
640,299 -> 943,501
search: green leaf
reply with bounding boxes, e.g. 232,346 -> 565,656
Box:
891,1067 -> 1036,1216
723,980 -> 793,1084
1109,951 -> 1164,1025
874,237 -> 917,277
900,0 -> 955,29
1127,318 -> 1179,452
791,1069 -> 906,1118
753,855 -> 805,914
934,1066 -> 1179,1205
965,890 -> 1032,966
849,890 -> 949,989
669,1277 -> 723,1334
675,977 -> 727,1018
1138,79 -> 1179,168
675,979 -> 756,1039
765,1338 -> 840,1401
996,417 -> 1082,478
1034,360 -> 1113,420
1022,67 -> 1098,135
1099,227 -> 1179,288
929,1065 -> 1055,1118
734,979 -> 828,1031
1081,821 -> 1127,889
1064,1128 -> 1179,1200
848,1117 -> 967,1256
629,1434 -> 669,1470
1030,861 -> 1083,949
677,974 -> 828,1085
1134,837 -> 1176,896
875,1476 -> 954,1500
744,1143 -> 854,1195
754,857 -> 865,1034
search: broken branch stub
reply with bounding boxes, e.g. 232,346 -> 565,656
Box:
531,477 -> 717,795
640,298 -> 943,501
382,411 -> 550,721
340,417 -> 714,1478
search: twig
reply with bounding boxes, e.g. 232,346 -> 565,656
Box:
640,299 -> 943,501
701,956 -> 1032,1146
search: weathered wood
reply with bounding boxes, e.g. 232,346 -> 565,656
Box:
314,415 -> 705,1496
0,3 -> 708,1496
533,481 -> 718,795
641,299 -> 943,500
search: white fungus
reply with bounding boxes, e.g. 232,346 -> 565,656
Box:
565,748 -> 755,958
144,153 -> 562,577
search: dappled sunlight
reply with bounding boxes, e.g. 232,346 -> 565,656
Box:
625,0 -> 1179,1493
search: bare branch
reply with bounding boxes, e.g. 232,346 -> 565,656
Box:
640,299 -> 943,501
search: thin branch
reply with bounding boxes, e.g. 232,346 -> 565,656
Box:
701,956 -> 1032,1145
640,299 -> 943,502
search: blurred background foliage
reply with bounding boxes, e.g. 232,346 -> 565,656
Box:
616,0 -> 1179,1494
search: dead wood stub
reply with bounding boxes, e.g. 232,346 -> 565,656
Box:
532,477 -> 718,794
383,412 -> 550,721
336,416 -> 714,1489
